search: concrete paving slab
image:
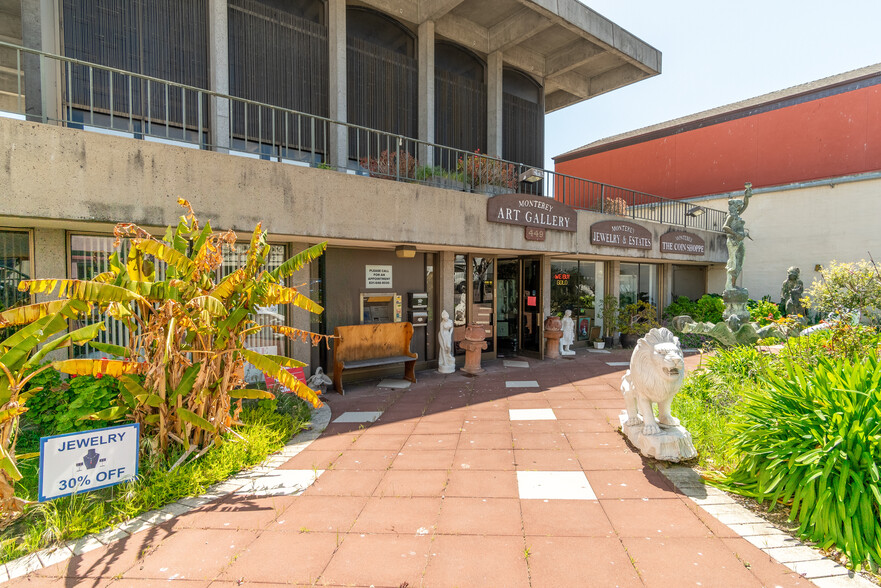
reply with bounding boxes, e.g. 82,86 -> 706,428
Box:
509,408 -> 556,420
503,360 -> 530,368
517,471 -> 596,500
332,411 -> 383,423
505,380 -> 539,388
377,378 -> 411,389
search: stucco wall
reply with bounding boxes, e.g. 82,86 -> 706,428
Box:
701,176 -> 881,302
0,117 -> 726,263
555,83 -> 881,200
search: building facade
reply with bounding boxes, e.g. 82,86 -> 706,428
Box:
1,0 -> 728,382
554,65 -> 881,301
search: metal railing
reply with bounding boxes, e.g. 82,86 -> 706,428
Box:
0,41 -> 726,233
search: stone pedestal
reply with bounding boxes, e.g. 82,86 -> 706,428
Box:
460,324 -> 488,375
543,315 -> 562,359
722,287 -> 750,330
619,412 -> 698,462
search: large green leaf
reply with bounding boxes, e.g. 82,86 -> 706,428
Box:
187,295 -> 228,317
269,242 -> 327,281
25,322 -> 107,368
90,406 -> 129,421
178,408 -> 216,433
0,445 -> 22,482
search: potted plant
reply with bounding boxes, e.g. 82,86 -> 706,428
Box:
359,149 -> 418,181
597,294 -> 619,348
592,337 -> 605,349
415,165 -> 466,191
618,301 -> 661,348
457,150 -> 516,194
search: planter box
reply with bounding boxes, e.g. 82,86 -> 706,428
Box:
593,341 -> 605,349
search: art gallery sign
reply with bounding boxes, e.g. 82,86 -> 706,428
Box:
659,231 -> 705,256
487,194 -> 577,232
590,221 -> 652,250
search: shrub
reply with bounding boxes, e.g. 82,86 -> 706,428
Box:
805,259 -> 881,325
25,370 -> 127,436
718,355 -> 881,570
748,298 -> 781,325
663,294 -> 724,323
456,150 -> 515,189
359,149 -> 418,180
617,301 -> 660,336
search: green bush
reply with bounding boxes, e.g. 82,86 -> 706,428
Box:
748,298 -> 782,325
25,370 -> 127,436
805,260 -> 881,325
718,355 -> 881,570
663,294 -> 724,323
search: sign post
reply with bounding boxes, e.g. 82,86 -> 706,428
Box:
38,423 -> 140,502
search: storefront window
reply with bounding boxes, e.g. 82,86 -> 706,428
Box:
472,256 -> 494,353
68,234 -> 287,362
1,230 -> 31,339
550,260 -> 603,342
620,262 -> 657,306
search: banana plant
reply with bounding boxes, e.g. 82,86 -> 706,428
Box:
18,199 -> 330,456
0,299 -> 102,526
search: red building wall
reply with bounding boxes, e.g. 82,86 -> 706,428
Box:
555,83 -> 881,199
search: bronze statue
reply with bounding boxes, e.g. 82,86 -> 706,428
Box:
781,267 -> 805,317
723,183 -> 752,291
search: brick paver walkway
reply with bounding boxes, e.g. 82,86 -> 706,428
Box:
8,349 -> 824,587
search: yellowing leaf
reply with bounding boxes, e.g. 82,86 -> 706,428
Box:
228,389 -> 275,400
130,239 -> 197,280
210,269 -> 246,300
17,279 -> 144,304
239,349 -> 321,407
260,284 -> 324,314
187,295 -> 228,317
0,300 -> 89,327
53,359 -> 144,377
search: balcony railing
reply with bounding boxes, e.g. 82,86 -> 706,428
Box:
0,41 -> 726,233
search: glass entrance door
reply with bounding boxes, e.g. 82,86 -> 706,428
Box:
496,257 -> 543,358
496,258 -> 519,357
521,257 -> 542,355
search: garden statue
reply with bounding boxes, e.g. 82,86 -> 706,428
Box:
437,310 -> 455,374
306,367 -> 333,394
781,266 -> 805,317
618,328 -> 697,461
721,182 -> 753,329
560,310 -> 576,356
723,182 -> 752,292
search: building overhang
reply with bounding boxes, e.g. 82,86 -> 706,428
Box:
355,0 -> 662,113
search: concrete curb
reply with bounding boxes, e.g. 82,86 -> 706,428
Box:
0,404 -> 332,584
659,465 -> 877,587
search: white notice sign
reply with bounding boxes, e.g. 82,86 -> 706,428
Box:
39,423 -> 140,502
366,265 -> 393,288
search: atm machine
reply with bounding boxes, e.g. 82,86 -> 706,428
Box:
360,292 -> 403,324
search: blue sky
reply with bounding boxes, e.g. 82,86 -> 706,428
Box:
546,0 -> 881,167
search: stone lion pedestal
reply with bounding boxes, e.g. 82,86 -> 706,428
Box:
619,327 -> 698,463
618,413 -> 697,462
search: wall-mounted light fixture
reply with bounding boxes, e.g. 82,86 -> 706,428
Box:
395,245 -> 416,258
518,168 -> 544,183
685,206 -> 704,217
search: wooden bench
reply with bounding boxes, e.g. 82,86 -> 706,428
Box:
332,322 -> 418,395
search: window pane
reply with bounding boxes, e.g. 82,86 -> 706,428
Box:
453,254 -> 467,355
619,262 -> 639,306
0,231 -> 30,312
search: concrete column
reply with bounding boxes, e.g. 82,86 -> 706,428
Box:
437,251 -> 455,321
417,20 -> 435,167
208,0 -> 230,152
21,0 -> 61,124
659,262 -> 673,316
486,51 -> 503,157
542,254 -> 553,317
33,228 -> 68,361
327,0 -> 348,168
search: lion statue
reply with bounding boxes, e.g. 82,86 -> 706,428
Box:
621,327 -> 686,436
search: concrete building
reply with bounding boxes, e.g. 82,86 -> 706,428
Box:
1,0 -> 728,382
554,64 -> 881,301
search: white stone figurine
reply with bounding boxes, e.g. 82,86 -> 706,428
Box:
559,309 -> 576,356
306,367 -> 333,394
619,328 -> 697,462
437,309 -> 456,374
